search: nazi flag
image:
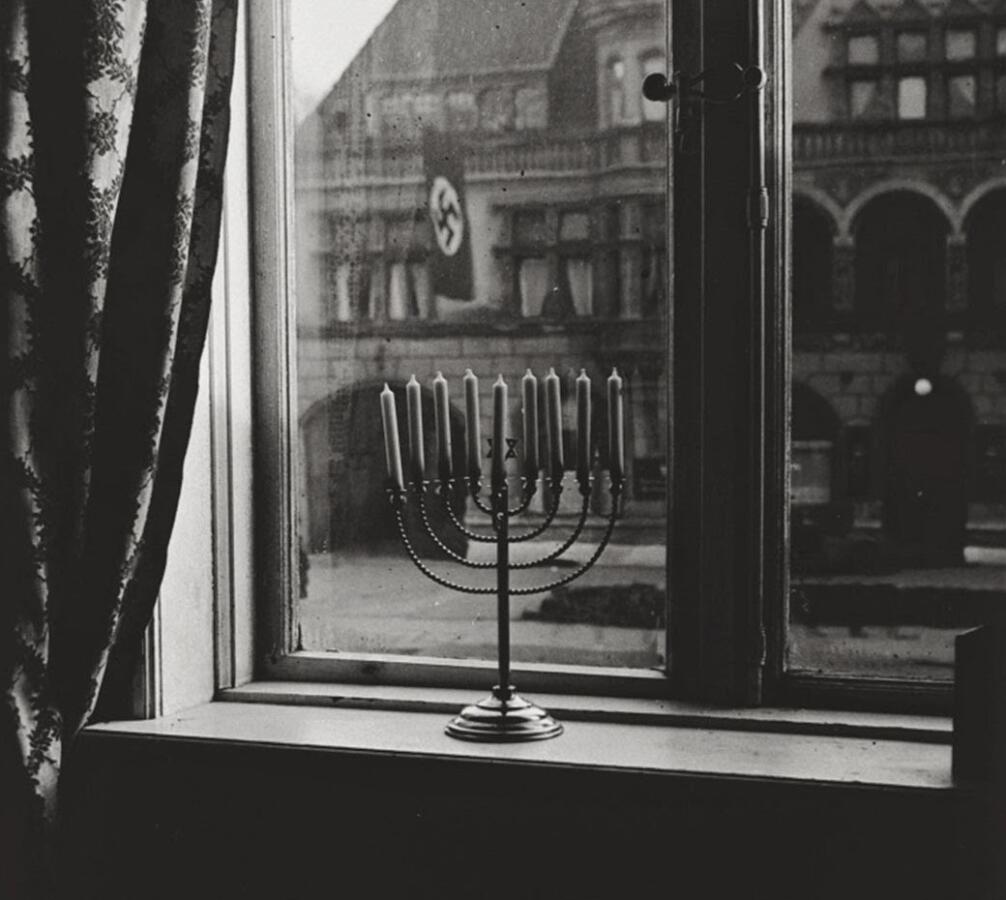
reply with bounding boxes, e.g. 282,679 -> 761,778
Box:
422,129 -> 474,302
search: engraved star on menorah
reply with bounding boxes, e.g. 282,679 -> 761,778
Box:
486,437 -> 520,461
380,367 -> 626,742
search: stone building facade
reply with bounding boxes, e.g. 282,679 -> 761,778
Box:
294,0 -> 1005,563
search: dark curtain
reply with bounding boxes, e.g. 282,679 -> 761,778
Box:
1,0 -> 237,890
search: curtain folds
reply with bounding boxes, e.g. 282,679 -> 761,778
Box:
1,0 -> 237,854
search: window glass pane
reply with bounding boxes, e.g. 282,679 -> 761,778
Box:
479,88 -> 514,133
848,34 -> 880,65
945,29 -> 976,61
290,1 -> 669,669
791,14 -> 1006,681
515,86 -> 548,130
947,75 -> 976,117
607,56 -> 630,126
996,73 -> 1006,111
446,92 -> 478,132
897,76 -> 927,119
849,79 -> 881,119
559,211 -> 590,242
896,31 -> 927,63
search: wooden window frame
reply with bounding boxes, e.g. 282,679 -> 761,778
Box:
241,0 -> 956,714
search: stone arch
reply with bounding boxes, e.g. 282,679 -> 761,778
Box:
793,185 -> 844,236
300,379 -> 468,555
878,374 -> 974,567
792,194 -> 837,330
843,180 -> 958,236
959,176 -> 1006,224
963,185 -> 1006,316
851,189 -> 951,331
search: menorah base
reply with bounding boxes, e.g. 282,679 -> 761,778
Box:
445,686 -> 563,742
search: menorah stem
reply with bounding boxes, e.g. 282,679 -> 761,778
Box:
494,480 -> 511,695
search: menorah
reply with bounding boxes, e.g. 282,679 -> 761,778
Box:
380,366 -> 625,742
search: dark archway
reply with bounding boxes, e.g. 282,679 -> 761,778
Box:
301,381 -> 468,556
881,375 -> 972,567
965,188 -> 1006,320
792,196 -> 834,332
853,191 -> 948,332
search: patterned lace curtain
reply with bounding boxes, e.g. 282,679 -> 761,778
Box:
1,0 -> 237,887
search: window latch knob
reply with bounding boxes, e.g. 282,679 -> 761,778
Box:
642,63 -> 766,105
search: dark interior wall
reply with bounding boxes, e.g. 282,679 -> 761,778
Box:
59,733 -> 969,900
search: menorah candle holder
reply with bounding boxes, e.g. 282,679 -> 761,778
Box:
382,367 -> 625,742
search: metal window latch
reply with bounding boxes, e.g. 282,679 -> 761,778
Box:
642,63 -> 766,152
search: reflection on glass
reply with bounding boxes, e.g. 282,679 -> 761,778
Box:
291,0 -> 669,669
850,79 -> 880,119
791,2 -> 1006,680
947,75 -> 976,118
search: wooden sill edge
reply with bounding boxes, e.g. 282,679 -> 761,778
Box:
82,684 -> 956,793
218,680 -> 953,743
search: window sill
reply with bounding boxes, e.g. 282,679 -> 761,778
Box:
83,682 -> 954,793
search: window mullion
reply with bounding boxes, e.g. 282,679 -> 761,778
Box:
670,0 -> 772,705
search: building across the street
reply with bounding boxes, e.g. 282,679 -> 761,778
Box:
294,0 -> 1005,569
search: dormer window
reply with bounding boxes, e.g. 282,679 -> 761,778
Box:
895,31 -> 927,63
945,29 -> 976,61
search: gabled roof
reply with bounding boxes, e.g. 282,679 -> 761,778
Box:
942,0 -> 980,17
794,0 -> 827,33
842,0 -> 884,23
891,0 -> 933,20
357,0 -> 581,84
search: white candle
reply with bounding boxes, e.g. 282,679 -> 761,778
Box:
406,374 -> 424,481
380,384 -> 404,491
544,367 -> 563,482
433,372 -> 451,482
576,369 -> 591,485
607,368 -> 624,481
463,368 -> 481,480
521,369 -> 539,477
492,375 -> 507,489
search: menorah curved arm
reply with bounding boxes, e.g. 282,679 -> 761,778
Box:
392,500 -> 497,594
506,487 -> 623,596
391,485 -> 624,597
421,486 -> 592,570
416,488 -> 496,568
442,478 -> 565,544
466,476 -> 539,518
